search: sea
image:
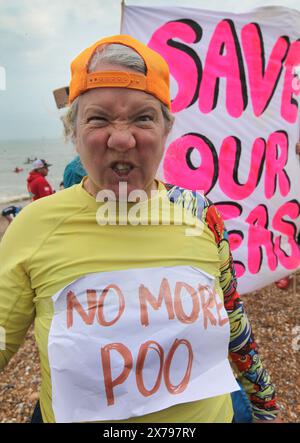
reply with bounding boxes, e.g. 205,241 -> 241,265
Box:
0,138 -> 77,204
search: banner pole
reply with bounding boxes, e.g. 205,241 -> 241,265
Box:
120,0 -> 125,33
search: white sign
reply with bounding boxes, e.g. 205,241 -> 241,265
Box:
122,5 -> 300,293
48,266 -> 239,423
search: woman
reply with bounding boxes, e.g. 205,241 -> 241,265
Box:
0,35 -> 280,423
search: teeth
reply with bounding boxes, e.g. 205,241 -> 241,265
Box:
114,163 -> 132,171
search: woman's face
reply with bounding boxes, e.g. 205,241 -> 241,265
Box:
75,83 -> 171,199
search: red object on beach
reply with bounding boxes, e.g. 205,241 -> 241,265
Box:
275,277 -> 290,290
27,170 -> 53,200
14,167 -> 23,173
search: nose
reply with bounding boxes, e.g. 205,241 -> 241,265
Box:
107,127 -> 136,151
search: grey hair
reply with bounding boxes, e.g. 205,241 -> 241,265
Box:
88,43 -> 146,74
61,43 -> 174,141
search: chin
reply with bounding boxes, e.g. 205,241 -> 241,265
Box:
112,181 -> 147,200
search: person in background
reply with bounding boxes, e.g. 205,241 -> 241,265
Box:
63,155 -> 86,188
13,167 -> 23,173
27,159 -> 54,201
1,206 -> 22,225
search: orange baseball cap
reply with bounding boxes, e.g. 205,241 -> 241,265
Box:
69,34 -> 171,109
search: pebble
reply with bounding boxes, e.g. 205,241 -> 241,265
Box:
29,392 -> 39,402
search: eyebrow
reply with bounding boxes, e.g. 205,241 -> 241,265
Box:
83,105 -> 108,114
82,104 -> 159,118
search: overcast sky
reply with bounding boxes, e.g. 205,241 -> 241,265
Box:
0,0 -> 299,140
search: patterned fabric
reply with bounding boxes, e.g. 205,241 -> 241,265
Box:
165,184 -> 279,421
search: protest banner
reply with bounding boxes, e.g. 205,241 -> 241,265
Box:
122,5 -> 300,293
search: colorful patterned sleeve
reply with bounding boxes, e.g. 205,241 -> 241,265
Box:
204,202 -> 279,421
165,184 -> 279,421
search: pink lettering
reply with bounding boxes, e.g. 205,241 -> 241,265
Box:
163,133 -> 218,192
281,40 -> 300,123
228,230 -> 244,252
246,205 -> 277,274
272,200 -> 300,270
232,261 -> 246,279
241,23 -> 289,116
148,19 -> 202,113
264,131 -> 290,199
199,19 -> 247,118
214,202 -> 242,221
214,202 -> 245,278
218,136 -> 266,200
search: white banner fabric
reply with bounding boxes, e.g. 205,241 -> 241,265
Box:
122,5 -> 300,294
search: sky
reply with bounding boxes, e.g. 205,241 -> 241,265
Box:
0,0 -> 299,140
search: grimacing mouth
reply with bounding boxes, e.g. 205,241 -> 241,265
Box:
110,161 -> 136,172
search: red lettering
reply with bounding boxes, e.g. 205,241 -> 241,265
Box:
199,285 -> 217,329
67,289 -> 97,329
101,343 -> 133,406
174,282 -> 200,323
139,278 -> 175,327
212,292 -> 229,327
164,339 -> 193,394
97,284 -> 125,327
136,341 -> 164,397
101,339 -> 194,405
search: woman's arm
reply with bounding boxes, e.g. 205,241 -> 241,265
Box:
204,203 -> 280,422
0,218 -> 35,370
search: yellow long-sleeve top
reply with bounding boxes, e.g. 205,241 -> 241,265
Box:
0,181 -> 278,422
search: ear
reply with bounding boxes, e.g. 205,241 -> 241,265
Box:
168,115 -> 175,132
165,114 -> 175,136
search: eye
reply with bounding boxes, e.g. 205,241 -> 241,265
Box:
136,114 -> 154,123
87,116 -> 108,124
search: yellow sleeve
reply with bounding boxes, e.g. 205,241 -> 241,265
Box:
0,216 -> 35,370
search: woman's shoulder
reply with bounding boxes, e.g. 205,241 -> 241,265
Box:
22,185 -> 80,216
0,186 -> 82,247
